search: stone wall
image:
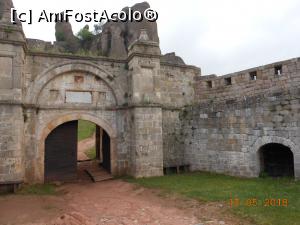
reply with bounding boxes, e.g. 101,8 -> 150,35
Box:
0,20 -> 25,185
0,105 -> 24,182
130,107 -> 163,177
160,63 -> 200,167
195,58 -> 300,103
182,58 -> 300,179
162,109 -> 183,167
160,63 -> 199,108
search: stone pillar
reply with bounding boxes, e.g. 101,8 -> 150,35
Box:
0,0 -> 26,186
128,29 -> 163,177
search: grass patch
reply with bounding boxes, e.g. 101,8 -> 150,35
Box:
78,120 -> 96,141
127,172 -> 300,225
85,146 -> 96,159
17,184 -> 57,195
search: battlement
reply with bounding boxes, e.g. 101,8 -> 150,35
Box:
195,57 -> 300,103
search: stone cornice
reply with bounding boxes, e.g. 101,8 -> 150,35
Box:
27,51 -> 128,63
0,38 -> 27,51
27,50 -> 199,71
127,52 -> 161,62
0,101 -> 185,111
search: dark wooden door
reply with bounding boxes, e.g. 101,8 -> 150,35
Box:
95,125 -> 101,160
102,130 -> 111,172
45,121 -> 78,182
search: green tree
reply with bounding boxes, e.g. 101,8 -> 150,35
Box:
76,25 -> 93,42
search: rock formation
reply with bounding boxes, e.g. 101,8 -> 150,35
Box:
99,1 -> 159,58
53,1 -> 159,58
55,14 -> 80,53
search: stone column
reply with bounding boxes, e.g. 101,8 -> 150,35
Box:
127,30 -> 163,177
0,0 -> 26,186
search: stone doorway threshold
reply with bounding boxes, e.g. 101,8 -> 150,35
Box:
78,160 -> 113,182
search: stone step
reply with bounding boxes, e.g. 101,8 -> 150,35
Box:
84,169 -> 114,182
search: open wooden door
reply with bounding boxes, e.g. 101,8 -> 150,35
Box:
45,121 -> 78,182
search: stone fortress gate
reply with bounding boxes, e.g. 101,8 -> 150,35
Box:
0,0 -> 299,189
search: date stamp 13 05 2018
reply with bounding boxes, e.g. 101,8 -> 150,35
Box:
229,197 -> 289,207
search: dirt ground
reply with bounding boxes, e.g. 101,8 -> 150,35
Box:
77,135 -> 95,161
0,179 -> 251,225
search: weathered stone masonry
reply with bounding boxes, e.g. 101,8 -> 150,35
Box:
0,0 -> 299,186
182,59 -> 300,179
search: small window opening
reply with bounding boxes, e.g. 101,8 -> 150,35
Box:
224,77 -> 232,86
206,80 -> 213,88
250,71 -> 257,81
275,65 -> 282,76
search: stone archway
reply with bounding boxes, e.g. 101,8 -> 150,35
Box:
250,136 -> 299,180
258,143 -> 294,177
25,60 -> 125,106
37,113 -> 118,183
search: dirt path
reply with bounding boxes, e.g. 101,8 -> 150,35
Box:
77,134 -> 95,161
0,180 -> 250,225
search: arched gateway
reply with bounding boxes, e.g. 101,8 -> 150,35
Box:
20,37 -> 165,183
40,114 -> 118,183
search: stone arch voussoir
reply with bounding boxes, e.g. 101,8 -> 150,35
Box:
251,136 -> 297,155
26,60 -> 124,105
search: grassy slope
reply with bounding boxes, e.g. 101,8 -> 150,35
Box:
127,172 -> 300,225
78,120 -> 96,141
85,146 -> 96,159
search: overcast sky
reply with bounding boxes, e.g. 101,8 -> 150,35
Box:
13,0 -> 300,75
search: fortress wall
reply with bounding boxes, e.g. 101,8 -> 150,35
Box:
195,58 -> 300,103
161,109 -> 183,167
160,64 -> 199,108
182,58 -> 300,179
0,105 -> 24,182
159,64 -> 200,167
0,40 -> 25,185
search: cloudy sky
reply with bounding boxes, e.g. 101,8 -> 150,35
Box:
13,0 -> 300,75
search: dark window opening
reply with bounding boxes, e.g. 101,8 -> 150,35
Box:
250,71 -> 257,80
259,143 -> 294,177
206,80 -> 213,88
163,165 -> 190,175
275,65 -> 282,76
224,77 -> 232,86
